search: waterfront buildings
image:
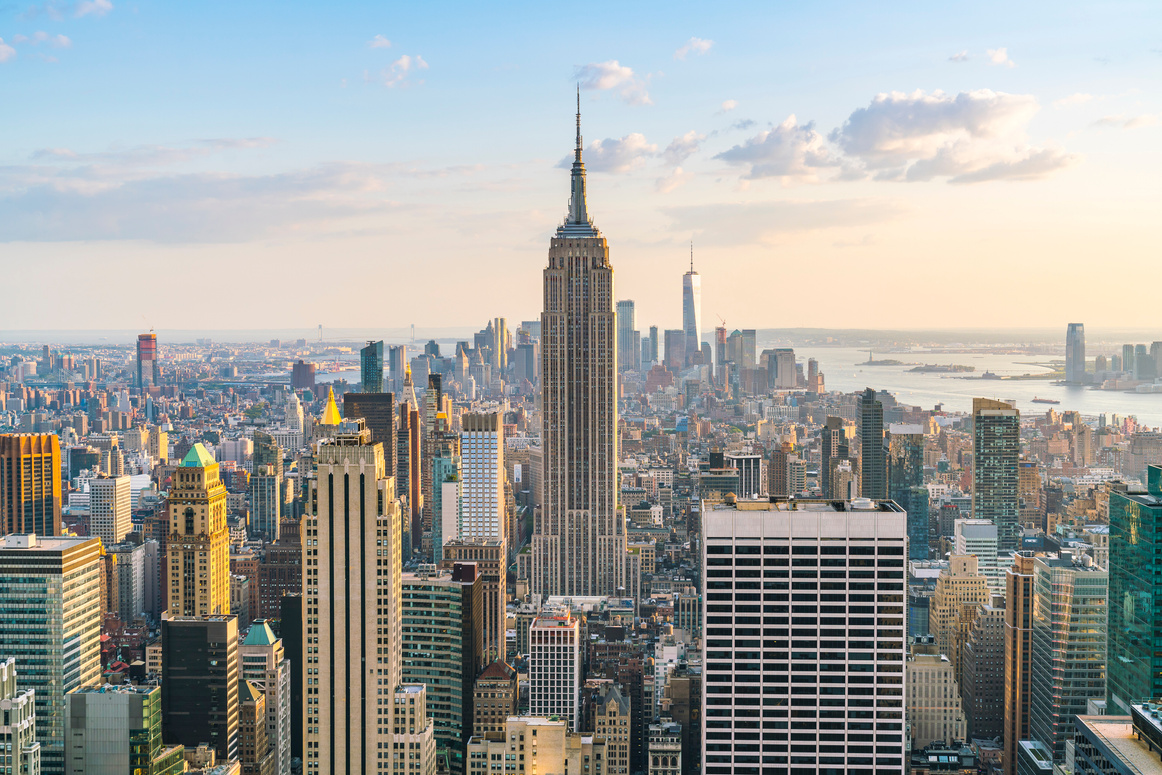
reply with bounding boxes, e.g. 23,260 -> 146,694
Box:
1066,323 -> 1086,384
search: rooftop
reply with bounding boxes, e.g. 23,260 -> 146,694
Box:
1077,711 -> 1162,774
706,496 -> 905,513
180,443 -> 215,468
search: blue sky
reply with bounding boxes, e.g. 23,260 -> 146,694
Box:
2,1 -> 1160,333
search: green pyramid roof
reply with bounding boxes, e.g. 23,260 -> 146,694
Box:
242,620 -> 277,646
180,443 -> 215,468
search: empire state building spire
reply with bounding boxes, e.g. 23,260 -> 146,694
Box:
561,86 -> 598,237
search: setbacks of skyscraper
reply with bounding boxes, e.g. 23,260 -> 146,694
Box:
972,398 -> 1021,552
531,96 -> 627,598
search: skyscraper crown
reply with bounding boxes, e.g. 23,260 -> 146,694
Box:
558,87 -> 600,238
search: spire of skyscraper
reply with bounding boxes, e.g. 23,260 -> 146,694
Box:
690,239 -> 694,273
562,87 -> 596,235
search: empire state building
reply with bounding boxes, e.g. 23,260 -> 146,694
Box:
532,96 -> 627,598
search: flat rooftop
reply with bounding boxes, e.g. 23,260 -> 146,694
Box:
706,497 -> 905,513
1077,713 -> 1162,774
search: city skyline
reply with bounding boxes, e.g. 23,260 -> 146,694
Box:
4,2 -> 1162,331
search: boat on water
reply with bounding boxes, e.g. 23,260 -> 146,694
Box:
1032,396 -> 1060,404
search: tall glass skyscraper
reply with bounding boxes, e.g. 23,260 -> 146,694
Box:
888,424 -> 927,560
859,388 -> 886,499
616,299 -> 638,372
973,398 -> 1021,552
682,246 -> 701,366
1065,323 -> 1086,384
1107,465 -> 1162,714
360,339 -> 384,393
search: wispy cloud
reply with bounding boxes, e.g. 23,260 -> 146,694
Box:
1091,113 -> 1160,130
715,116 -> 838,181
368,34 -> 391,49
0,39 -> 15,63
948,50 -> 969,62
12,31 -> 71,47
987,47 -> 1015,67
75,0 -> 111,16
674,37 -> 713,60
656,167 -> 691,194
558,133 -> 658,173
573,60 -> 652,105
719,99 -> 738,113
379,54 -> 428,87
663,131 -> 705,165
19,0 -> 110,19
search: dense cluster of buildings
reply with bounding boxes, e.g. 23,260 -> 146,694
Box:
1,107 -> 1162,775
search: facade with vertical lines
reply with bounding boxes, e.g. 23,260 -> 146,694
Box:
531,99 -> 626,599
303,421 -> 402,775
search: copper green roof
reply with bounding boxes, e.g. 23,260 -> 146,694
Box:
180,443 -> 215,468
242,620 -> 277,647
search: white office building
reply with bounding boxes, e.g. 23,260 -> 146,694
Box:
89,475 -> 132,547
701,496 -> 908,774
460,413 -> 506,552
954,519 -> 1003,594
528,615 -> 581,732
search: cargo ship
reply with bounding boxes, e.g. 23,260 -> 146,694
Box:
1031,396 -> 1060,405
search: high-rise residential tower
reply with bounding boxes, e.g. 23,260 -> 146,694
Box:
460,413 -> 506,551
529,615 -> 581,732
859,388 -> 886,499
89,474 -> 132,548
682,245 -> 701,366
973,398 -> 1020,552
167,444 -> 230,617
303,420 -> 402,775
361,340 -> 384,393
532,96 -> 626,598
0,433 -> 61,536
1065,323 -> 1086,384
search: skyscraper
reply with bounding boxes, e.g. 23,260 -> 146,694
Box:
460,413 -> 506,552
701,497 -> 908,772
361,340 -> 384,393
161,615 -> 240,763
648,325 -> 659,364
136,331 -> 158,389
663,329 -> 685,371
682,245 -> 701,366
167,444 -> 230,617
0,534 -> 101,775
1065,323 -> 1086,384
303,421 -> 402,775
1004,552 -> 1037,775
532,96 -> 626,598
0,432 -> 61,536
1107,465 -> 1162,714
240,620 -> 292,775
973,398 -> 1021,552
820,416 -> 848,498
88,474 -> 132,547
887,424 -> 928,559
0,659 -> 39,775
65,684 -> 185,775
529,615 -> 581,732
859,388 -> 886,499
616,299 -> 639,372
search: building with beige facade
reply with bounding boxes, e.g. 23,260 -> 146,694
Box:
593,685 -> 630,775
303,421 -> 402,775
167,443 -> 230,617
466,717 -> 606,775
930,554 -> 991,677
907,637 -> 968,749
392,685 -> 435,775
1003,552 -> 1037,775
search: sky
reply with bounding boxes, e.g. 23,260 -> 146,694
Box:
2,1 -> 1161,336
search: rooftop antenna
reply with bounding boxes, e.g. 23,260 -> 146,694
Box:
690,239 -> 694,272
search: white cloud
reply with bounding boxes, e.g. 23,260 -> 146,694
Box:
949,50 -> 969,62
1092,113 -> 1160,130
558,133 -> 658,174
719,99 -> 738,113
828,89 -> 1075,182
987,47 -> 1015,67
0,39 -> 15,63
663,131 -> 705,165
11,31 -> 70,48
573,60 -> 652,105
656,167 -> 691,193
1054,92 -> 1093,108
75,0 -> 112,17
380,54 -> 428,87
674,37 -> 713,60
715,116 -> 838,181
368,34 -> 391,49
51,33 -> 70,47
